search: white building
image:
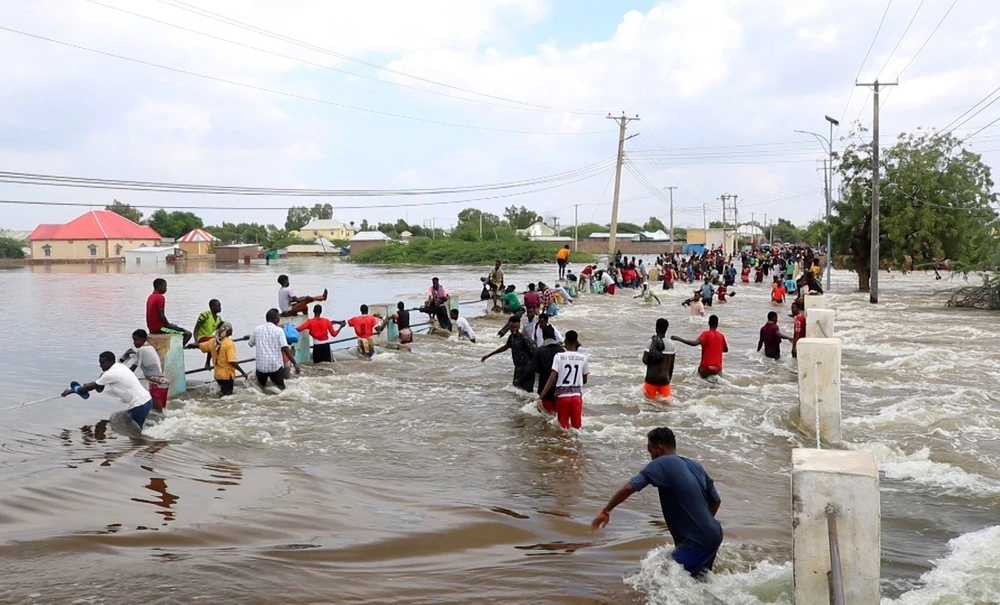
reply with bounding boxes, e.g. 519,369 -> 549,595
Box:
124,245 -> 181,266
515,220 -> 558,239
586,232 -> 642,242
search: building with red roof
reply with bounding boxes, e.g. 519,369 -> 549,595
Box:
28,210 -> 162,261
177,228 -> 219,256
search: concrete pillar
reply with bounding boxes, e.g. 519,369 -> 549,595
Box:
805,308 -> 835,339
804,293 -> 827,311
279,316 -> 311,365
792,448 -> 880,605
146,333 -> 186,396
797,338 -> 842,443
368,304 -> 395,345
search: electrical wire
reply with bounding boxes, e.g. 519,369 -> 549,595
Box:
839,0 -> 894,125
963,115 -> 1000,143
876,0 -> 926,79
0,166 -> 615,212
81,0 -> 601,116
0,159 -> 616,197
151,0 -> 606,116
0,25 -> 610,136
941,84 -> 1000,133
892,0 -> 959,80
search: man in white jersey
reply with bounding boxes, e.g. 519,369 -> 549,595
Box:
62,351 -> 156,430
539,330 -> 589,429
450,308 -> 477,343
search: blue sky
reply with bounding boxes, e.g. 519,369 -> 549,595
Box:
1,0 -> 998,233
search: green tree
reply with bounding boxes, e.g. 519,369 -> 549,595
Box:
616,222 -> 643,233
285,206 -> 313,231
106,200 -> 144,224
310,203 -> 333,220
643,217 -> 666,232
833,128 -> 998,291
0,237 -> 25,259
771,218 -> 804,244
801,220 -> 828,247
503,205 -> 541,229
452,208 -> 503,241
559,222 -> 606,239
147,209 -> 204,239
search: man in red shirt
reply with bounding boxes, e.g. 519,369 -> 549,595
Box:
791,302 -> 807,358
757,311 -> 792,360
145,278 -> 192,345
347,304 -> 383,359
771,283 -> 787,304
297,304 -> 345,363
672,314 -> 729,379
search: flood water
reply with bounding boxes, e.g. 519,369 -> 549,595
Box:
1,259 -> 998,604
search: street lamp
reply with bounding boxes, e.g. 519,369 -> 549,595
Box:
795,114 -> 838,291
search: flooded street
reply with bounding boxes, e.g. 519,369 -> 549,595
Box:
1,259 -> 999,604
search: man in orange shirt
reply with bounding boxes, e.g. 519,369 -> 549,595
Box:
347,304 -> 383,359
556,245 -> 571,280
771,282 -> 787,304
671,315 -> 729,379
297,305 -> 346,363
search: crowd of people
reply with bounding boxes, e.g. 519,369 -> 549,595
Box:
59,243 -> 828,580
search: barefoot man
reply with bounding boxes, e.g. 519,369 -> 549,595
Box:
277,274 -> 327,317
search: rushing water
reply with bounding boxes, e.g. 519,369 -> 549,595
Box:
0,259 -> 998,604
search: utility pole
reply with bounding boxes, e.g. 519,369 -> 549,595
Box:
750,212 -> 756,245
856,80 -> 896,303
762,214 -> 769,246
479,212 -> 483,238
702,203 -> 707,230
573,204 -> 579,252
606,112 -> 640,263
666,186 -> 677,254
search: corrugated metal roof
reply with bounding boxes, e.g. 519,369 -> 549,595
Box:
178,228 -> 219,242
28,210 -> 161,241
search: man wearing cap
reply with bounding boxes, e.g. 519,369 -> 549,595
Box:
539,330 -> 589,429
591,426 -> 723,578
481,315 -> 537,392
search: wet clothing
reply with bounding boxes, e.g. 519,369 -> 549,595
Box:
256,369 -> 286,390
697,329 -> 727,375
347,315 -> 379,339
508,333 -> 537,392
630,454 -> 722,572
199,337 -> 238,381
298,317 -> 341,342
532,341 -> 565,397
500,292 -> 522,313
643,336 -> 675,387
97,363 -> 151,410
759,322 -> 783,359
524,291 -> 541,309
700,283 -> 714,304
127,400 -> 154,429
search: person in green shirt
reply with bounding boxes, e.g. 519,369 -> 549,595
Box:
499,285 -> 522,314
193,299 -> 223,369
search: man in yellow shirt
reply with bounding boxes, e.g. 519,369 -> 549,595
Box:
198,322 -> 247,396
556,245 -> 571,280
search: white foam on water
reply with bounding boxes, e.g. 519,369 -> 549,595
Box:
884,525 -> 1000,605
850,441 -> 1000,497
626,545 -> 793,605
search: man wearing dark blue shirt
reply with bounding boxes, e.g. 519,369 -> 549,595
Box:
591,427 -> 723,577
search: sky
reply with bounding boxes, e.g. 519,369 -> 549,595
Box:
1,0 -> 998,232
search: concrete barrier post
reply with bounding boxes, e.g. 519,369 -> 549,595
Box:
147,333 -> 186,396
805,308 -> 835,339
792,448 -> 880,605
279,316 -> 311,365
803,293 -> 827,311
447,296 -> 460,313
368,304 -> 394,345
797,338 -> 842,444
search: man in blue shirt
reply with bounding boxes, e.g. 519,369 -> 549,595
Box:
699,278 -> 715,307
591,427 -> 723,577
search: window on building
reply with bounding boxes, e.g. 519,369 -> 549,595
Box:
42,245 -> 51,257
88,244 -> 98,256
115,244 -> 123,255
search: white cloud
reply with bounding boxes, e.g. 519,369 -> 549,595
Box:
0,0 -> 997,231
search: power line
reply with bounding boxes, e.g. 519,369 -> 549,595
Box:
839,0 -> 894,124
0,159 -> 616,197
0,25 -> 609,136
941,84 -> 1000,133
81,0 -> 599,116
964,115 -> 1000,142
0,165 -> 615,212
876,0 -> 927,79
152,0 -> 606,116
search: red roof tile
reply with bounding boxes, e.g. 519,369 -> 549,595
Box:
28,210 -> 161,241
